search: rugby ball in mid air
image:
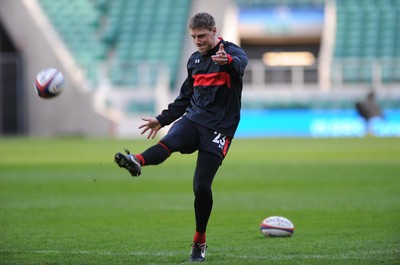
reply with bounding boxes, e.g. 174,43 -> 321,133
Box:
260,216 -> 294,237
35,68 -> 64,99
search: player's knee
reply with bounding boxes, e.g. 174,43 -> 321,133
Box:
193,183 -> 212,195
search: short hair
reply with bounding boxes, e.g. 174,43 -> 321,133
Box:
189,12 -> 215,31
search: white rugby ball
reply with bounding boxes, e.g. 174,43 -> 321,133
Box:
260,216 -> 295,237
34,68 -> 64,99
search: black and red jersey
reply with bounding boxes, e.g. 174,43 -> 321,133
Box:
156,38 -> 248,137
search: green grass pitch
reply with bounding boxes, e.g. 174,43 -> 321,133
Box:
0,137 -> 399,264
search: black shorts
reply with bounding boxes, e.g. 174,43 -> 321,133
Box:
160,116 -> 232,160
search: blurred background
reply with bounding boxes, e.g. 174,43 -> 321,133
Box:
0,0 -> 399,138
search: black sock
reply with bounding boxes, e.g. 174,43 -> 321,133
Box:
140,142 -> 171,166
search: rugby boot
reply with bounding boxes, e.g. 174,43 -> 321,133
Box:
114,149 -> 141,177
188,242 -> 206,262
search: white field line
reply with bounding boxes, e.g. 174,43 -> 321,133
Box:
230,251 -> 400,261
4,250 -> 177,257
2,249 -> 399,260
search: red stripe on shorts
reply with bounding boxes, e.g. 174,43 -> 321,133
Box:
222,137 -> 231,157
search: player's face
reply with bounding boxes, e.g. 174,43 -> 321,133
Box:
190,27 -> 217,54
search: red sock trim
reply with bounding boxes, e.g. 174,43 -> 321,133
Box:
193,231 -> 206,244
136,154 -> 145,166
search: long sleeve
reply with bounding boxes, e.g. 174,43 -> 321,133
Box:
156,75 -> 194,127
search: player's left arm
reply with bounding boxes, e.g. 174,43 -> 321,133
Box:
224,44 -> 248,76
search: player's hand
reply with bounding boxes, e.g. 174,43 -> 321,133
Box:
139,117 -> 162,139
211,44 -> 229,65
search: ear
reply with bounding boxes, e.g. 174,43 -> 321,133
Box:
211,26 -> 217,36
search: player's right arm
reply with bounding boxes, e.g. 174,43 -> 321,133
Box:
155,74 -> 194,126
139,117 -> 162,139
139,75 -> 193,139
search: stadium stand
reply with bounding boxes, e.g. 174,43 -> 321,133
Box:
236,0 -> 399,85
37,0 -> 399,110
38,0 -> 192,88
39,0 -> 399,87
334,0 -> 400,83
39,0 -> 106,84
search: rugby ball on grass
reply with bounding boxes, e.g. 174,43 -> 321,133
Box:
260,216 -> 294,237
34,68 -> 64,99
